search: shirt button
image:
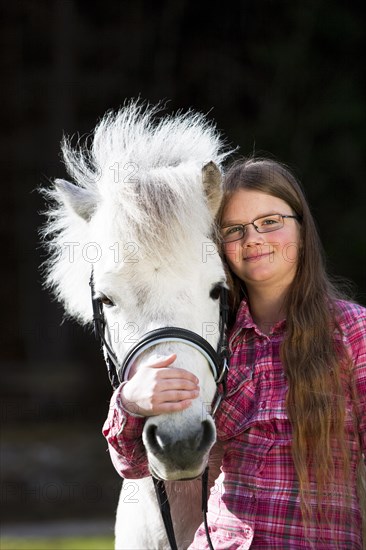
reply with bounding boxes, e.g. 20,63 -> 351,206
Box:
260,401 -> 266,409
264,372 -> 270,380
243,527 -> 252,539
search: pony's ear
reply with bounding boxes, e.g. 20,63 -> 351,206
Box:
202,161 -> 222,218
55,179 -> 98,222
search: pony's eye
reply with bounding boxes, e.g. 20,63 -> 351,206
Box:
210,283 -> 222,301
99,294 -> 115,307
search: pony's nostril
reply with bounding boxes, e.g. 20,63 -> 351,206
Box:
197,420 -> 215,452
145,424 -> 171,453
145,424 -> 159,453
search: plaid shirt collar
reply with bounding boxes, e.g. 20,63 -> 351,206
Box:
229,299 -> 287,350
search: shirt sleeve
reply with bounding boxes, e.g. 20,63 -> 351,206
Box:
347,307 -> 366,459
102,383 -> 150,478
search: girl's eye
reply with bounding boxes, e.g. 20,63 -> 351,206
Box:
227,225 -> 242,234
99,295 -> 115,307
260,216 -> 281,227
222,225 -> 242,238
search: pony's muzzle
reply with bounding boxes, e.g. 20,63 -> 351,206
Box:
143,418 -> 216,479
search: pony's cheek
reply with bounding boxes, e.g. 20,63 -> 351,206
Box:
200,379 -> 218,414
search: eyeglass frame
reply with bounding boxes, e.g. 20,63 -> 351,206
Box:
220,213 -> 301,243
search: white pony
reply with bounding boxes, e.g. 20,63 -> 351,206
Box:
42,101 -> 229,549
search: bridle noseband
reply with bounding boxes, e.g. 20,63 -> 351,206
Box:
89,268 -> 229,550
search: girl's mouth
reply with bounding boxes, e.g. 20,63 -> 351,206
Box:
244,252 -> 273,262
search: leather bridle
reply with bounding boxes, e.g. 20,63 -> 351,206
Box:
89,267 -> 230,550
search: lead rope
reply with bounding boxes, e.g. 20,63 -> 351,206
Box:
202,467 -> 214,550
153,477 -> 178,550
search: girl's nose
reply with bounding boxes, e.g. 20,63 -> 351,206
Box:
241,224 -> 265,246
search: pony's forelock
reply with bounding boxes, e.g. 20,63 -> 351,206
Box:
41,100 -> 231,322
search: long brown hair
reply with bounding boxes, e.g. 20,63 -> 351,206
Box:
218,156 -> 365,540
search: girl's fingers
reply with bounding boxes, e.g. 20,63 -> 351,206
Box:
121,352 -> 202,416
156,376 -> 200,392
156,388 -> 200,404
143,354 -> 199,385
148,353 -> 177,368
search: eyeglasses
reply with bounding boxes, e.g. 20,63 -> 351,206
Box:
221,213 -> 300,243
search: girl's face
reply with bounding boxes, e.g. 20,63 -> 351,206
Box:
221,189 -> 301,295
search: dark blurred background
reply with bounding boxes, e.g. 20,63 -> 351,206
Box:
1,0 -> 365,533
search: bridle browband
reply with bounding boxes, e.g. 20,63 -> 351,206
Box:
89,267 -> 229,550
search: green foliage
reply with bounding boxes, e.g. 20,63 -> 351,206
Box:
0,536 -> 114,550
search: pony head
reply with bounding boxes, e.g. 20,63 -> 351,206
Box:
42,100 -> 230,479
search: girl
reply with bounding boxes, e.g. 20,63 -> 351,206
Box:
103,157 -> 366,549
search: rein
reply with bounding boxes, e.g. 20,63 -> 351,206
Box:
89,268 -> 229,550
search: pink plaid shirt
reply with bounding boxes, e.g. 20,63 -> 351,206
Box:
103,299 -> 366,549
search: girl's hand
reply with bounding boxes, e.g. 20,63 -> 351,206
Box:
120,354 -> 200,416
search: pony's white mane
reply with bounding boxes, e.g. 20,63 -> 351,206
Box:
41,100 -> 230,323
